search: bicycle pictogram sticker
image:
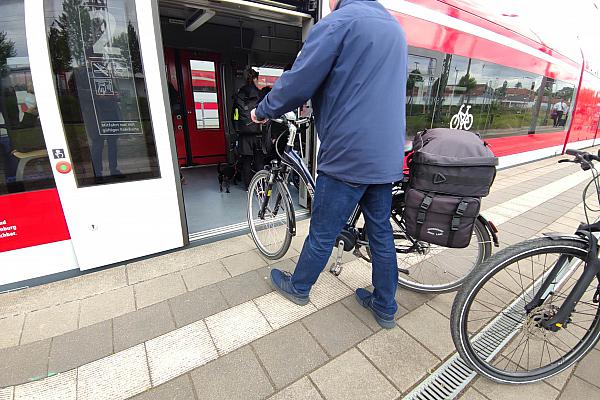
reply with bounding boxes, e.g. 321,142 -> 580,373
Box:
450,104 -> 473,130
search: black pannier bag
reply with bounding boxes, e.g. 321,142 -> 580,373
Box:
404,128 -> 498,248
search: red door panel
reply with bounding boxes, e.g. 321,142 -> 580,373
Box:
180,51 -> 227,165
164,47 -> 187,166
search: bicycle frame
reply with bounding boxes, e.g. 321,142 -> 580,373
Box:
525,230 -> 600,332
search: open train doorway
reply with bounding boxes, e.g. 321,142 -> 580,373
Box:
158,0 -> 318,241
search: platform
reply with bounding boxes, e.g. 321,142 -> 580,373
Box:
1,149 -> 599,400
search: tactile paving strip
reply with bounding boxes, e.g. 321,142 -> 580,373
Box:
14,370 -> 76,400
0,387 -> 13,400
146,320 -> 218,386
309,272 -> 353,309
254,291 -> 318,330
77,345 -> 151,400
336,259 -> 372,290
205,301 -> 273,355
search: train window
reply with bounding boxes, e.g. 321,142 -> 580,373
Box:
190,60 -> 220,129
405,53 -> 439,139
424,53 -> 577,138
44,0 -> 160,187
0,0 -> 55,195
253,66 -> 284,90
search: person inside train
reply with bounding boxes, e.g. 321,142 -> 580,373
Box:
552,98 -> 568,127
233,68 -> 267,190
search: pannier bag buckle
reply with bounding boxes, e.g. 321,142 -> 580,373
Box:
452,200 -> 469,230
417,194 -> 434,225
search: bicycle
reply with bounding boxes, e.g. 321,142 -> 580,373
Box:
247,111 -> 498,293
451,148 -> 600,383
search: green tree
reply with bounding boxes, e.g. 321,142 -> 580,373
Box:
0,31 -> 16,77
458,73 -> 477,92
112,22 -> 142,74
515,81 -> 523,88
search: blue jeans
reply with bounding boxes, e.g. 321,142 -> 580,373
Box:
291,173 -> 399,316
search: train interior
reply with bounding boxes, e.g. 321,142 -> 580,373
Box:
158,0 -> 317,238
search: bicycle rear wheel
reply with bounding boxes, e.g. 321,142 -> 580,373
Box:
247,170 -> 293,260
393,216 -> 492,293
451,237 -> 600,384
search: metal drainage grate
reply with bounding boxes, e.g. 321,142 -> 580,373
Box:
404,257 -> 581,400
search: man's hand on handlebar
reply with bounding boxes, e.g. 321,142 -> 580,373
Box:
251,109 -> 268,124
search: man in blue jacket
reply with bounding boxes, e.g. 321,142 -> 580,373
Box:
252,0 -> 407,329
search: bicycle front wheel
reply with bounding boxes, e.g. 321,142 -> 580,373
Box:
247,170 -> 293,260
394,217 -> 492,293
451,237 -> 600,384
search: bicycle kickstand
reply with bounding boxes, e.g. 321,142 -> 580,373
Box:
329,240 -> 345,276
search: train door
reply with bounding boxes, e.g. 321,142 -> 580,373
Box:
180,51 -> 227,165
30,0 -> 186,270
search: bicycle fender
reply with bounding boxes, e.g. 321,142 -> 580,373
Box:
477,214 -> 499,247
279,182 -> 297,237
542,232 -> 590,245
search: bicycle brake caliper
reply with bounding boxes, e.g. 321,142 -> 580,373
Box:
329,240 -> 345,276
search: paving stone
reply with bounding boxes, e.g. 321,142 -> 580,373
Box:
253,322 -> 328,389
134,273 -> 187,309
357,326 -> 438,393
303,303 -> 371,357
130,375 -> 196,400
459,388 -> 488,400
0,313 -> 24,349
77,344 -> 151,400
259,248 -> 300,265
146,320 -> 218,386
169,284 -> 229,328
113,301 -> 175,352
545,365 -> 574,391
205,301 -> 272,355
267,377 -> 322,400
48,320 -> 113,373
189,346 -> 274,400
217,270 -> 272,307
574,348 -> 600,388
308,272 -> 353,309
20,301 -> 79,345
473,376 -> 558,400
426,292 -> 455,318
78,285 -> 135,328
504,216 -> 551,233
398,304 -> 454,359
126,252 -> 193,285
0,387 -> 13,400
310,348 -> 399,400
340,296 -> 381,332
181,261 -> 230,291
222,250 -> 268,276
14,369 -> 76,400
256,259 -> 297,278
0,339 -> 50,386
254,291 -> 318,330
559,376 -> 600,399
395,287 -> 434,311
497,221 -> 539,238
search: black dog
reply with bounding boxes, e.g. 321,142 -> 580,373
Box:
217,162 -> 238,193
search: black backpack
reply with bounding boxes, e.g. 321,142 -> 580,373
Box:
404,128 -> 498,248
232,86 -> 261,135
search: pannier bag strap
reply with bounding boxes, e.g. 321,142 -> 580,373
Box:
417,193 -> 434,224
448,199 -> 469,246
416,193 -> 434,239
451,199 -> 469,231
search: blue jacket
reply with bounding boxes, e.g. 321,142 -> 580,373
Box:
256,0 -> 407,184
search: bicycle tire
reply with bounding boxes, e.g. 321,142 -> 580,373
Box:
247,170 -> 293,260
394,218 -> 492,293
451,237 -> 600,384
